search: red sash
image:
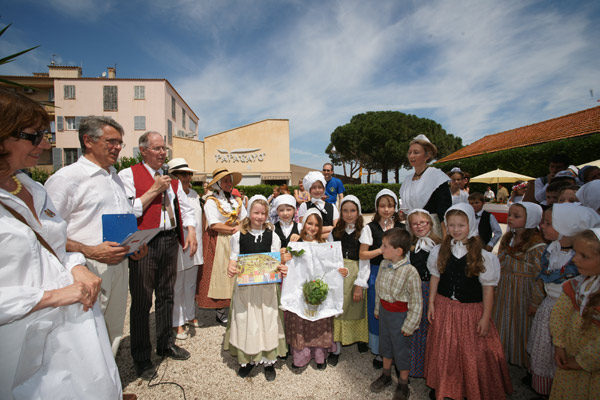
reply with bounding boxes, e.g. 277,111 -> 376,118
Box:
380,300 -> 408,312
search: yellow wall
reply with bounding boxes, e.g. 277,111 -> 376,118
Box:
172,136 -> 205,174
204,119 -> 290,176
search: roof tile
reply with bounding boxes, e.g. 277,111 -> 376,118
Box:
438,106 -> 600,162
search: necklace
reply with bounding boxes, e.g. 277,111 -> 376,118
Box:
413,166 -> 428,180
6,175 -> 23,195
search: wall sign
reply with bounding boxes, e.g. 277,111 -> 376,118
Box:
215,148 -> 266,163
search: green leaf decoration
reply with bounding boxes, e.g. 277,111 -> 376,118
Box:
303,278 -> 329,305
286,246 -> 305,257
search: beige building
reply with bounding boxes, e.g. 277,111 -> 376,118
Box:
2,65 -> 297,184
1,64 -> 199,170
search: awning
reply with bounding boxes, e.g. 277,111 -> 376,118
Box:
261,172 -> 291,181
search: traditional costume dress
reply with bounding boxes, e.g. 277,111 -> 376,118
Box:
493,202 -> 545,368
0,172 -> 121,399
223,198 -> 287,366
425,203 -> 512,400
528,204 -> 600,395
549,274 -> 600,400
285,209 -> 337,367
330,196 -> 369,349
399,163 -> 450,239
196,181 -> 246,310
359,189 -> 404,355
297,171 -> 339,226
272,195 -> 301,248
406,208 -> 437,378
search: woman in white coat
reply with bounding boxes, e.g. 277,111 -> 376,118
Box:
0,89 -> 122,399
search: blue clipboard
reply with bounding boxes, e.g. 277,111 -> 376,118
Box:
102,213 -> 138,244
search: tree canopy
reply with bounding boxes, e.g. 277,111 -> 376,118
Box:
326,111 -> 463,183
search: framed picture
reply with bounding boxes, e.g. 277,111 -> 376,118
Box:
237,251 -> 282,286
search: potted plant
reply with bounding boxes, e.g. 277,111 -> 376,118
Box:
302,278 -> 329,317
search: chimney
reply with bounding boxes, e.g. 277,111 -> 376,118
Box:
107,67 -> 116,79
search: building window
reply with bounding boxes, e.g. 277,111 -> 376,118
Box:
65,117 -> 82,130
167,120 -> 173,145
134,116 -> 146,130
103,86 -> 118,111
171,96 -> 176,120
177,129 -> 185,137
56,116 -> 64,131
48,88 -> 55,102
64,148 -> 79,165
134,85 -> 145,100
189,117 -> 196,134
64,85 -> 75,99
182,109 -> 186,128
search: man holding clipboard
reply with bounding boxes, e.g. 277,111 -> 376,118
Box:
45,116 -> 148,358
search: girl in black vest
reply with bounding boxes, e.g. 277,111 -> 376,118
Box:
405,209 -> 441,379
297,171 -> 339,238
359,189 -> 405,369
329,195 -> 369,365
272,194 -> 301,248
225,195 -> 288,381
425,203 -> 512,400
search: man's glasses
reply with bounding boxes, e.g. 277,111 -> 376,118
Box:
12,130 -> 49,146
102,138 -> 126,148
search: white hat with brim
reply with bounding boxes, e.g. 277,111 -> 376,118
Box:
208,167 -> 243,188
167,158 -> 196,173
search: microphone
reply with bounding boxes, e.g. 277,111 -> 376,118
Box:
161,164 -> 169,230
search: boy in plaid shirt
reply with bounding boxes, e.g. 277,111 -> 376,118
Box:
370,228 -> 422,400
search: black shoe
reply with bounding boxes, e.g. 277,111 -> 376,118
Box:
316,360 -> 327,370
428,388 -> 436,400
373,356 -> 383,369
216,308 -> 228,326
370,373 -> 392,392
237,364 -> 254,378
264,365 -> 276,381
156,344 -> 190,360
327,353 -> 339,367
291,363 -> 305,375
134,360 -> 157,381
522,372 -> 532,386
357,342 -> 369,353
393,382 -> 409,400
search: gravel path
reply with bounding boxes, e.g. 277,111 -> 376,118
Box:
117,217 -> 532,399
116,299 -> 532,400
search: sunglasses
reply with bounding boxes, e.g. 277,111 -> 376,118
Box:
12,130 -> 49,146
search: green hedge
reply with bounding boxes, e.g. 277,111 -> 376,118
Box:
234,183 -> 402,214
435,133 -> 600,178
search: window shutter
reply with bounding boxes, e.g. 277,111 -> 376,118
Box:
103,86 -> 118,111
133,147 -> 140,158
52,147 -> 63,170
77,148 -> 83,159
56,116 -> 64,131
75,116 -> 82,130
134,116 -> 146,130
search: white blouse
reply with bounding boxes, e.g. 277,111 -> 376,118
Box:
427,244 -> 501,286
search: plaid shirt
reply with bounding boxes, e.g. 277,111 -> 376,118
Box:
375,257 -> 423,335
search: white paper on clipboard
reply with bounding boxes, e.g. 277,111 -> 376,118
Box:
120,228 -> 160,253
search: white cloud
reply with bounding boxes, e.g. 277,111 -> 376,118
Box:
146,0 -> 600,165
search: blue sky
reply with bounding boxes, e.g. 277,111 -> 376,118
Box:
2,0 -> 599,177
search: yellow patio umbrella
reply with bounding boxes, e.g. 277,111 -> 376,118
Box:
578,160 -> 600,169
469,168 -> 534,184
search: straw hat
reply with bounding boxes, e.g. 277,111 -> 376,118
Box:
167,158 -> 196,173
207,167 -> 242,187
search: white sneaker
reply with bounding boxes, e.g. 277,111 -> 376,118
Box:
175,331 -> 188,340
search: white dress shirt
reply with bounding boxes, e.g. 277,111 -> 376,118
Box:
297,199 -> 340,221
45,156 -> 131,246
118,162 -> 196,230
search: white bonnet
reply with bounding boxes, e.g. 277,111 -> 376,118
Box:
512,202 -> 543,229
302,171 -> 326,194
375,189 -> 398,212
444,203 -> 478,239
340,195 -> 362,215
247,195 -> 268,213
273,194 -> 296,210
552,203 -> 600,237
